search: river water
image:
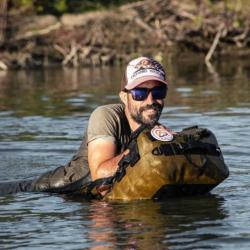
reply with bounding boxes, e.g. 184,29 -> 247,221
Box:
0,55 -> 249,249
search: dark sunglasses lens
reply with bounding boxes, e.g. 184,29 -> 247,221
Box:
131,88 -> 148,101
131,86 -> 167,101
152,86 -> 167,99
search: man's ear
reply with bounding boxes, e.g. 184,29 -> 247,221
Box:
119,91 -> 127,105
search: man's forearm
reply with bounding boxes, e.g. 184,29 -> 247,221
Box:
93,150 -> 129,180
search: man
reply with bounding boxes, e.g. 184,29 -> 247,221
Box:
87,56 -> 168,181
0,56 -> 169,195
34,56 -> 168,190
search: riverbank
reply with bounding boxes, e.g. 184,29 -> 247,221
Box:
0,0 -> 249,70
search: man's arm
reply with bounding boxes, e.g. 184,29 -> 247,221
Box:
88,138 -> 128,181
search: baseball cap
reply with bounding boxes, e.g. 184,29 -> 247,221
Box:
121,56 -> 168,90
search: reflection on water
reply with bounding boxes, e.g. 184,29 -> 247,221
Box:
0,56 -> 249,116
0,193 -> 226,250
0,66 -> 122,116
0,55 -> 250,249
82,195 -> 227,249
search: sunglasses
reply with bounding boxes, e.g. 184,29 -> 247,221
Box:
126,86 -> 167,101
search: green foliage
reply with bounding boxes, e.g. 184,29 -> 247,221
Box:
34,0 -> 67,15
8,0 -> 33,10
10,0 -> 141,15
18,0 -> 33,6
10,0 -> 250,16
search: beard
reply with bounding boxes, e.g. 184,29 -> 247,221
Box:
129,102 -> 163,127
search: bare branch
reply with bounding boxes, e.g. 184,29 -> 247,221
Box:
205,24 -> 224,63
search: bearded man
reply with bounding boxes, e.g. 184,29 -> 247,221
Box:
87,57 -> 168,181
0,56 -> 169,195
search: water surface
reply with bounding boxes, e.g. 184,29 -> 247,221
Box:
0,56 -> 249,249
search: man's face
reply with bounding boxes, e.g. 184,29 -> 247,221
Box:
126,80 -> 166,127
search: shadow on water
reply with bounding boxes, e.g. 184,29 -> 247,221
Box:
62,194 -> 228,249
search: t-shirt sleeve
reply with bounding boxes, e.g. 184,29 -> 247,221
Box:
87,106 -> 118,144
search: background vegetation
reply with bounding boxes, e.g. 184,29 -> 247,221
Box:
8,0 -> 250,16
9,0 -> 141,15
0,0 -> 249,69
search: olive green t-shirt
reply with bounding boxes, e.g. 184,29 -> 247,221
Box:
87,103 -> 131,152
72,103 -> 131,171
33,104 -> 132,189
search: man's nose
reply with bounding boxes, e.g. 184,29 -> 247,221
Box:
144,91 -> 155,104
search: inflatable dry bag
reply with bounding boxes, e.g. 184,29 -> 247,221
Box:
77,125 -> 229,200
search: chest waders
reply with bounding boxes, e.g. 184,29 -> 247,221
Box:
71,125 -> 229,200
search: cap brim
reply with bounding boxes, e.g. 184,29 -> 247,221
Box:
125,76 -> 168,90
